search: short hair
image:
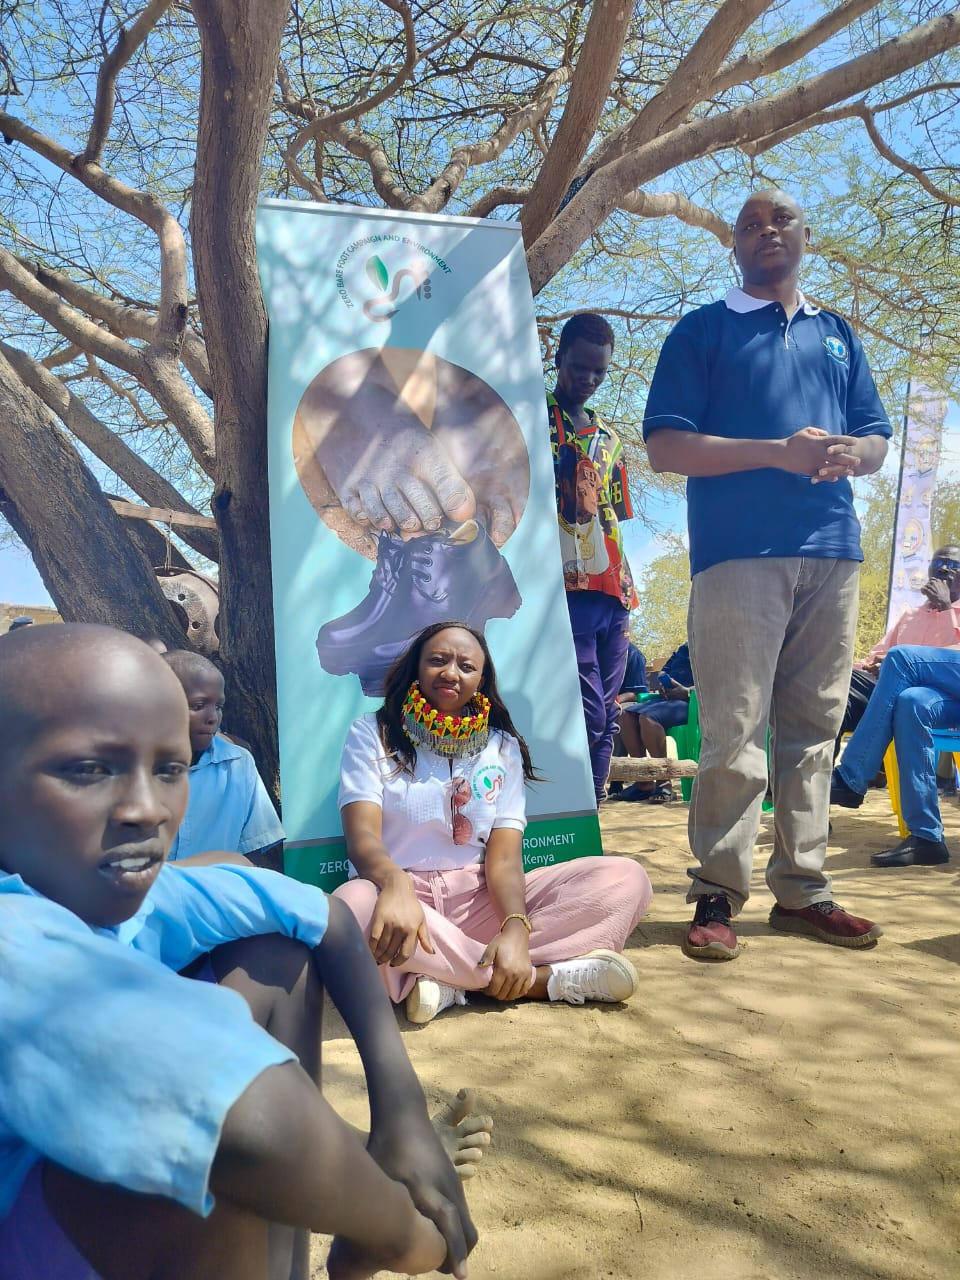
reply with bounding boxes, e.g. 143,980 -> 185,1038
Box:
162,649 -> 222,688
556,313 -> 616,363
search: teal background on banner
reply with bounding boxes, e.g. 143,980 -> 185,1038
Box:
256,199 -> 598,855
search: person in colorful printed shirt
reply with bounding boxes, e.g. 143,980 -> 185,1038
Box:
548,313 -> 638,804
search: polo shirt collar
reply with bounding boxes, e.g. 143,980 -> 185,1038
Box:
724,286 -> 820,316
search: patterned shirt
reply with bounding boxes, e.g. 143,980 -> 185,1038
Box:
547,392 -> 637,610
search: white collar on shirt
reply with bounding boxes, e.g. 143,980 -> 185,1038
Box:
724,285 -> 820,316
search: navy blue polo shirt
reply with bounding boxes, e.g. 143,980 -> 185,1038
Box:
642,289 -> 891,577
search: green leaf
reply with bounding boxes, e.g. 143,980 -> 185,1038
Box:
366,256 -> 389,290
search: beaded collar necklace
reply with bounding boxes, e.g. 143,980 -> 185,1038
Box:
401,681 -> 491,759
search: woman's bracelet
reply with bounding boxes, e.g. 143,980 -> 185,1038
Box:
501,912 -> 532,934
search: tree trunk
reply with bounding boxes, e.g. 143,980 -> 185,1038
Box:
0,352 -> 186,647
191,0 -> 291,803
519,0 -> 633,246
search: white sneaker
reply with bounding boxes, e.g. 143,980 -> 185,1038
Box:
406,977 -> 468,1024
546,950 -> 638,1005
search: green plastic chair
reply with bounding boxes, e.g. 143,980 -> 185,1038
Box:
643,690 -> 771,810
666,688 -> 700,803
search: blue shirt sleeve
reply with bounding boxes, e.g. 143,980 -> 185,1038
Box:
642,312 -> 710,439
0,892 -> 294,1220
135,864 -> 330,973
840,322 -> 892,438
235,752 -> 286,855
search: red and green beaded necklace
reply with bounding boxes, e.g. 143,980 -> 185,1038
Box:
401,681 -> 491,759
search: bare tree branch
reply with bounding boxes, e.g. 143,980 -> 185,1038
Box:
579,0 -> 775,179
520,0 -> 634,245
0,246 -> 216,471
0,339 -> 219,562
528,10 -> 960,293
290,0 -> 416,137
83,0 -> 176,165
0,350 -> 186,644
465,185 -> 530,219
15,256 -> 212,394
0,109 -> 189,359
414,66 -> 571,212
617,190 -> 732,245
708,0 -> 883,96
752,100 -> 960,210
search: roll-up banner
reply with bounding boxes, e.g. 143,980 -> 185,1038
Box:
887,381 -> 948,632
256,200 -> 599,892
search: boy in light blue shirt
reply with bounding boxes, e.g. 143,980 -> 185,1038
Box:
163,650 -> 285,864
0,624 -> 483,1280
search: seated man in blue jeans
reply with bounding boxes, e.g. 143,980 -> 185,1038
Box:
831,644 -> 960,866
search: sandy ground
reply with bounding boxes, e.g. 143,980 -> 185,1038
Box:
312,788 -> 960,1280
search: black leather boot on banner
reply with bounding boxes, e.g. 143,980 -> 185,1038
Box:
316,520 -> 522,695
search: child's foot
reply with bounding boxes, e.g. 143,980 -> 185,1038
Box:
545,950 -> 639,1004
406,976 -> 467,1024
431,1087 -> 493,1180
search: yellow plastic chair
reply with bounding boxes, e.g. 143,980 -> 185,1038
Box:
882,743 -> 908,839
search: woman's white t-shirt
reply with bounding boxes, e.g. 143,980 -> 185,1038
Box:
338,713 -> 527,872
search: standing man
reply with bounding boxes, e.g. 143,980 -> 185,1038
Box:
643,189 -> 890,960
549,313 -> 638,805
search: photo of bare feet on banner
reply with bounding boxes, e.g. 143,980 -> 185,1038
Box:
293,348 -> 529,694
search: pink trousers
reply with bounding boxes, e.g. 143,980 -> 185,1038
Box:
332,855 -> 653,1002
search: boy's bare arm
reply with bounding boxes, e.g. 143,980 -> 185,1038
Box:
315,897 -> 478,1275
210,1059 -> 447,1278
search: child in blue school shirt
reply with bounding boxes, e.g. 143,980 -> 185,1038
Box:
0,624 -> 484,1280
163,650 -> 285,864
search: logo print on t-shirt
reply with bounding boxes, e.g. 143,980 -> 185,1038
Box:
822,335 -> 848,364
471,764 -> 506,802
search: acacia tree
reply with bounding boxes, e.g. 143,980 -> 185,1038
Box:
1,0 -> 958,789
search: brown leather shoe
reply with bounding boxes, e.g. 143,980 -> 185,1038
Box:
684,894 -> 740,960
769,901 -> 882,947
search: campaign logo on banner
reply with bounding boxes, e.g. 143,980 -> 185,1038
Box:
256,200 -> 600,892
334,233 -> 448,320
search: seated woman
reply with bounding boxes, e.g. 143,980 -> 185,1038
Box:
334,621 -> 653,1024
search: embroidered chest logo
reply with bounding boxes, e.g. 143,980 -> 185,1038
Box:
822,335 -> 848,365
471,764 -> 505,802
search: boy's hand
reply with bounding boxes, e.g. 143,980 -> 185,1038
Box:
367,1114 -> 478,1279
368,876 -> 434,966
